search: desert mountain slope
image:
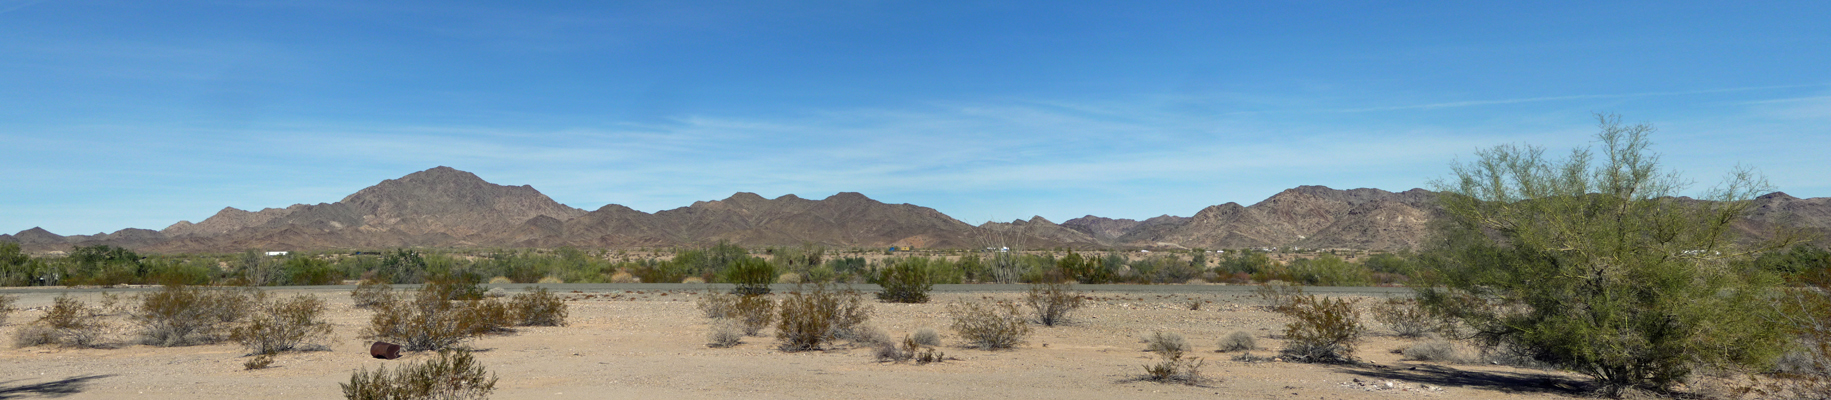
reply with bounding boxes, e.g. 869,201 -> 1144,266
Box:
6,168 -> 1828,253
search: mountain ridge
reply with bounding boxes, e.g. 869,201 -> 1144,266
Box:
7,167 -> 1828,253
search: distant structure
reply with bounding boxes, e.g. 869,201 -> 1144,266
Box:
887,245 -> 914,252
265,251 -> 289,256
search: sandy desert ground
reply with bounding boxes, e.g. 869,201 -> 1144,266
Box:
0,285 -> 1595,399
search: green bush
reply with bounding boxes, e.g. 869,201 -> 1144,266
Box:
875,260 -> 933,303
775,285 -> 871,351
362,279 -> 500,351
1418,115 -> 1796,395
342,349 -> 497,400
723,257 -> 776,295
509,287 -> 568,327
134,285 -> 256,346
948,300 -> 1029,350
231,293 -> 333,355
1277,295 -> 1363,364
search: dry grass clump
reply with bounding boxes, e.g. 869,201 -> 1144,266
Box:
698,292 -> 775,336
14,295 -> 105,348
1142,348 -> 1206,385
0,294 -> 16,326
610,271 -> 637,283
876,335 -> 945,364
1024,282 -> 1084,326
1369,297 -> 1436,338
243,353 -> 275,370
948,300 -> 1030,350
351,279 -> 394,309
1277,295 -> 1364,364
1254,282 -> 1304,313
1144,331 -> 1190,353
706,320 -> 743,348
487,276 -> 513,284
1400,340 -> 1465,363
509,287 -> 568,327
537,276 -> 564,284
231,293 -> 333,355
1218,331 -> 1256,352
134,285 -> 257,347
775,285 -> 872,351
911,328 -> 941,347
342,349 -> 498,400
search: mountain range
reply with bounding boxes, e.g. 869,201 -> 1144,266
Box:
5,166 -> 1828,254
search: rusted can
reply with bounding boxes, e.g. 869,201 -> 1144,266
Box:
370,342 -> 402,359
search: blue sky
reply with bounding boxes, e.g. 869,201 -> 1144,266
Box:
4,1 -> 1829,236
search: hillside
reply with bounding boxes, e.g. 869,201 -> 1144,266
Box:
5,167 -> 1827,253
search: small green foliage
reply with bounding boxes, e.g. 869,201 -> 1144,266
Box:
723,257 -> 776,295
875,261 -> 933,303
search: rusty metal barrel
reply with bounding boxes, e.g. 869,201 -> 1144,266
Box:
370,342 -> 402,359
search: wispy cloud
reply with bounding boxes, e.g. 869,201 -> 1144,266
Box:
1336,84 -> 1826,112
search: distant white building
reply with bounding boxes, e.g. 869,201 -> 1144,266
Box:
265,251 -> 289,257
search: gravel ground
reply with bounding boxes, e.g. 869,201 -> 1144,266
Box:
0,286 -> 1589,399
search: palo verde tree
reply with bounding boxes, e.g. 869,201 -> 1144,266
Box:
1414,114 -> 1798,396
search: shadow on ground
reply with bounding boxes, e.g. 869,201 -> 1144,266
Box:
1340,363 -> 1590,396
0,374 -> 115,399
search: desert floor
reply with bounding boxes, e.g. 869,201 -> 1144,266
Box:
0,285 -> 1595,399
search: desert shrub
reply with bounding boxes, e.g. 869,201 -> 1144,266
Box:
231,294 -> 333,355
487,276 -> 513,284
775,285 -> 871,351
536,276 -> 564,284
1277,295 -> 1363,364
1418,116 -> 1799,396
875,261 -> 933,303
1142,348 -> 1206,385
0,294 -> 15,326
948,300 -> 1029,350
723,257 -> 776,295
15,295 -> 105,348
912,328 -> 940,347
1369,297 -> 1435,338
351,279 -> 395,309
697,291 -> 738,318
1401,340 -> 1464,363
1024,282 -> 1084,326
362,280 -> 503,351
699,292 -> 775,336
877,335 -> 945,364
1218,331 -> 1256,352
468,298 -> 515,336
244,353 -> 275,370
1253,281 -> 1303,313
732,295 -> 775,336
134,285 -> 256,346
706,320 -> 743,348
1144,331 -> 1190,353
509,287 -> 568,327
342,349 -> 498,400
